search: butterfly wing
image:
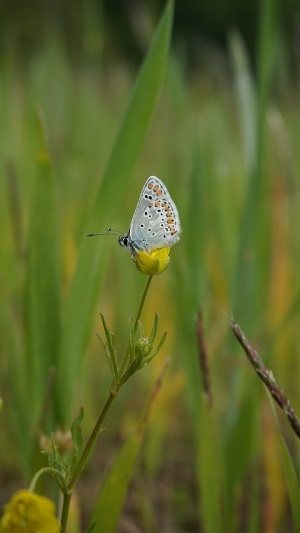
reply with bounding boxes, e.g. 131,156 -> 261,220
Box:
129,176 -> 181,252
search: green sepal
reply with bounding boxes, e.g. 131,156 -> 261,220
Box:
142,331 -> 167,367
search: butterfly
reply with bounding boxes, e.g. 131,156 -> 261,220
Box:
88,176 -> 181,255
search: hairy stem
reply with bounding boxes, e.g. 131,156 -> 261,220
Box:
119,275 -> 153,375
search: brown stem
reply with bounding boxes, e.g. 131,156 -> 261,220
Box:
231,320 -> 300,439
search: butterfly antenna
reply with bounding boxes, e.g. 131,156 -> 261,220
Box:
87,228 -> 123,237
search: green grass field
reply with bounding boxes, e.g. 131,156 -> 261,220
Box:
1,1 -> 300,531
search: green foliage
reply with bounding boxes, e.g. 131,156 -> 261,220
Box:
89,428 -> 144,532
2,0 -> 300,530
97,310 -> 167,388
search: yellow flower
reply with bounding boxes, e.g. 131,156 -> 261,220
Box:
0,490 -> 60,533
134,247 -> 170,275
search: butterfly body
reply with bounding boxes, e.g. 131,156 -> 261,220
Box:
119,176 -> 181,254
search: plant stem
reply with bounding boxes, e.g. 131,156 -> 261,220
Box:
60,274 -> 153,531
29,467 -> 66,493
119,275 -> 153,375
59,390 -> 117,532
133,275 -> 153,332
231,320 -> 300,439
67,389 -> 117,493
60,493 -> 71,533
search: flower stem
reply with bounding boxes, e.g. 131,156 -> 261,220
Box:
60,274 -> 153,531
119,275 -> 153,375
60,493 -> 72,533
59,390 -> 117,532
133,275 -> 153,332
29,466 -> 67,494
67,389 -> 117,493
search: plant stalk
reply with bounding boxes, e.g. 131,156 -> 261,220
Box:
119,275 -> 153,375
60,274 -> 153,531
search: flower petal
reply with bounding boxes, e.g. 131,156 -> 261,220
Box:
0,490 -> 60,533
134,247 -> 171,275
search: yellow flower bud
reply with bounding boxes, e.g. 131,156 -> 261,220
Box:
134,247 -> 170,275
0,490 -> 60,533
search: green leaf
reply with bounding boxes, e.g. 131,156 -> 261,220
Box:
100,314 -> 115,358
51,434 -> 68,474
232,0 -> 278,329
24,107 -> 61,428
56,0 -> 174,423
228,30 -> 257,172
128,317 -> 135,363
99,314 -> 118,382
268,393 -> 300,532
148,311 -> 159,346
71,406 -> 84,457
88,430 -> 143,532
143,331 -> 167,366
196,397 -> 223,533
95,332 -> 118,383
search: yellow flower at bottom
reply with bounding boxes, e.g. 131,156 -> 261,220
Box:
134,247 -> 170,275
0,490 -> 60,533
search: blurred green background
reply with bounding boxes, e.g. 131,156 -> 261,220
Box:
1,0 -> 300,531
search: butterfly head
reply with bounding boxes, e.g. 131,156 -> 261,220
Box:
118,233 -> 137,252
118,234 -> 130,249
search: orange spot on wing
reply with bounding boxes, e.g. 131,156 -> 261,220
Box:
155,201 -> 160,207
157,190 -> 162,196
148,183 -> 153,189
153,186 -> 158,192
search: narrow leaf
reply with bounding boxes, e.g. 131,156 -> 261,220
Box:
95,332 -> 117,382
129,318 -> 135,363
100,314 -> 115,359
143,331 -> 167,366
268,393 -> 300,532
197,397 -> 223,533
24,107 -> 61,428
71,406 -> 84,457
148,311 -> 159,346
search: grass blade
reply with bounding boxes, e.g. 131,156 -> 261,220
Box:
24,107 -> 61,430
197,398 -> 223,533
228,29 -> 257,172
233,0 -> 278,329
268,393 -> 300,532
